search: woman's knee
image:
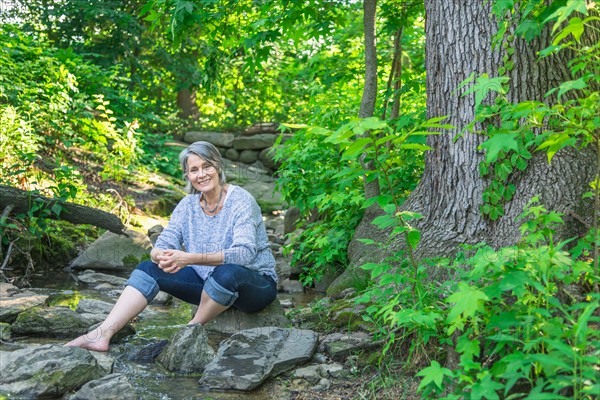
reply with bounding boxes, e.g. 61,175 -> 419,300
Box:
209,264 -> 246,290
126,261 -> 160,302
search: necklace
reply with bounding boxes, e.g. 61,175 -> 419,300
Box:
202,185 -> 224,214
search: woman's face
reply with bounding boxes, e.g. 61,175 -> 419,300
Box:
186,153 -> 220,193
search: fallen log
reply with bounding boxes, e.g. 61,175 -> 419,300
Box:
0,184 -> 125,234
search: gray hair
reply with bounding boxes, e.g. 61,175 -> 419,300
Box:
179,141 -> 227,194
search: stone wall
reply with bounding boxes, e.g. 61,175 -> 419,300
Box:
183,122 -> 290,173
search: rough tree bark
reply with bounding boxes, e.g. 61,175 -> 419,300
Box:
331,0 -> 596,292
0,185 -> 126,234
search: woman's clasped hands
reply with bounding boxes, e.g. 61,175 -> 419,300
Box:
153,249 -> 189,273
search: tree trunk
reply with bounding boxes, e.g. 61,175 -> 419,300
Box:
340,0 -> 596,285
358,0 -> 380,201
411,0 -> 594,257
177,88 -> 200,120
0,185 -> 126,234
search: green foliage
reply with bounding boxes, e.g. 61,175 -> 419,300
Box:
461,3 -> 600,222
273,125 -> 364,285
358,196 -> 598,399
418,200 -> 598,399
356,4 -> 600,399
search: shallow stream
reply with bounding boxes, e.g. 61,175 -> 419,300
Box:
15,270 -> 319,399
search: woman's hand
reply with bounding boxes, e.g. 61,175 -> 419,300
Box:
156,249 -> 189,273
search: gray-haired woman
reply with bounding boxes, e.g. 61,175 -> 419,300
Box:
66,141 -> 278,352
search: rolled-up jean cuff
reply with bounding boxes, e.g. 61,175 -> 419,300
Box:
126,269 -> 160,302
204,276 -> 239,307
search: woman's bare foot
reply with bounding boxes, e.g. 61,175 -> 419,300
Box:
64,328 -> 110,352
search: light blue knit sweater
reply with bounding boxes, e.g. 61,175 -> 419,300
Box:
154,185 -> 277,282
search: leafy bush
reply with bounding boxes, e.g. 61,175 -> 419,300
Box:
274,113 -> 431,286
273,125 -> 365,285
416,201 -> 598,399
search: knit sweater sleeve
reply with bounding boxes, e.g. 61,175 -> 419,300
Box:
223,194 -> 260,265
153,196 -> 188,250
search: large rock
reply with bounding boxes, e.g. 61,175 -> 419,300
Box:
157,324 -> 214,374
241,180 -> 284,212
70,230 -> 152,271
243,123 -> 280,136
318,332 -> 376,361
199,327 -> 318,391
238,149 -> 259,163
76,298 -> 114,316
233,134 -> 277,150
76,270 -> 127,289
11,306 -> 95,338
0,344 -> 106,398
0,283 -> 48,323
200,299 -> 290,335
66,373 -> 138,400
184,131 -> 235,148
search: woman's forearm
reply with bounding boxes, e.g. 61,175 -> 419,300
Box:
186,250 -> 224,266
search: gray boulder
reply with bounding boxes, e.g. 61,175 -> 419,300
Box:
0,283 -> 48,323
184,131 -> 235,148
76,298 -> 114,316
233,134 -> 277,150
157,324 -> 214,374
200,299 -> 290,335
199,327 -> 318,391
243,123 -> 279,135
11,306 -> 94,338
0,344 -> 106,398
239,149 -> 259,163
318,331 -> 376,360
66,373 -> 138,400
76,270 -> 127,289
75,299 -> 114,326
224,148 -> 239,161
70,230 -> 151,271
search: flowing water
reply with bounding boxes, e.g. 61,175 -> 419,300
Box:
19,270 -> 318,400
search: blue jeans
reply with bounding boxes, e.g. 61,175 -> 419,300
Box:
126,261 -> 277,312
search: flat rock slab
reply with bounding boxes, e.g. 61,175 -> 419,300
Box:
201,298 -> 290,335
0,344 -> 106,398
65,373 -> 138,400
11,306 -> 94,338
70,230 -> 151,271
199,327 -> 317,391
0,290 -> 48,324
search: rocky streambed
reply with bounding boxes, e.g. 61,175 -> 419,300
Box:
0,270 -> 387,400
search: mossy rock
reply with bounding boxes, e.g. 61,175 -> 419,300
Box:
12,306 -> 92,338
326,265 -> 370,298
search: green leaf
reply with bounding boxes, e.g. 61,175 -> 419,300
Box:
552,17 -> 584,45
446,282 -> 489,327
462,74 -> 509,110
537,133 -> 577,163
470,373 -> 503,400
341,138 -> 371,160
544,2 -> 588,33
407,229 -> 421,250
51,203 -> 63,216
555,77 -> 587,100
400,143 -> 433,151
515,19 -> 542,42
416,361 -> 453,391
479,133 -> 519,163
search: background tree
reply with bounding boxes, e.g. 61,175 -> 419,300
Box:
341,0 -> 597,282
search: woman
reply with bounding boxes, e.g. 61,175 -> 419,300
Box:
66,141 -> 278,351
